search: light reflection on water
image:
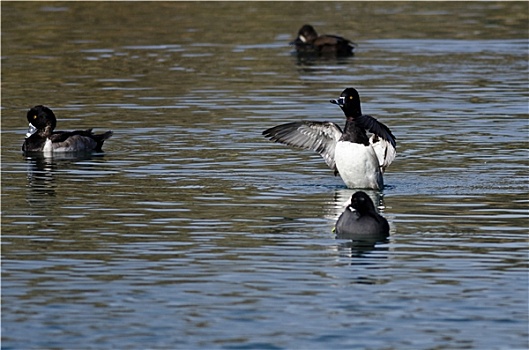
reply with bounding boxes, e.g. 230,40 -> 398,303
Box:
2,2 -> 528,349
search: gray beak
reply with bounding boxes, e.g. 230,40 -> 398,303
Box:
330,96 -> 345,107
25,123 -> 38,138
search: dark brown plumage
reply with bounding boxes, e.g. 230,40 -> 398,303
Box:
290,24 -> 356,56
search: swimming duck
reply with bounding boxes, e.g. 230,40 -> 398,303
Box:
262,88 -> 396,190
335,191 -> 389,240
22,105 -> 113,154
290,24 -> 356,56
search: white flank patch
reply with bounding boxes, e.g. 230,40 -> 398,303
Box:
334,141 -> 383,190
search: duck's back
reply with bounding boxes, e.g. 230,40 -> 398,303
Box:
313,35 -> 354,55
50,130 -> 113,153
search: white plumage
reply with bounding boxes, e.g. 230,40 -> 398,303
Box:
334,141 -> 383,190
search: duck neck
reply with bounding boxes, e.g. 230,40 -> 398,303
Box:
341,117 -> 369,145
39,125 -> 54,138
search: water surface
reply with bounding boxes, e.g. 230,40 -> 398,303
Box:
2,2 -> 528,349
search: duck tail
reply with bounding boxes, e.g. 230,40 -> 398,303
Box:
94,130 -> 113,151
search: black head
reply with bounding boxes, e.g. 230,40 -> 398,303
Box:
27,105 -> 56,130
330,88 -> 362,116
350,191 -> 377,214
296,24 -> 318,44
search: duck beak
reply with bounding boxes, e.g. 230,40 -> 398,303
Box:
330,97 -> 345,107
25,123 -> 37,138
289,37 -> 304,46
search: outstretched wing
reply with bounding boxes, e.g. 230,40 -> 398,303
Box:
370,134 -> 396,171
356,115 -> 397,171
262,121 -> 343,172
356,115 -> 396,148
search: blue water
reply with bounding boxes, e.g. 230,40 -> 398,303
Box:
2,2 -> 528,349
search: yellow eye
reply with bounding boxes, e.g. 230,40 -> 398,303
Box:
349,96 -> 353,100
33,115 -> 37,119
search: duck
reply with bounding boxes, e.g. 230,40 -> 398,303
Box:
335,191 -> 389,240
262,88 -> 396,190
290,24 -> 356,56
22,105 -> 113,154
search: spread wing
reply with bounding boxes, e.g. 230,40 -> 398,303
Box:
356,115 -> 396,148
262,121 -> 343,172
357,115 -> 397,171
371,135 -> 396,171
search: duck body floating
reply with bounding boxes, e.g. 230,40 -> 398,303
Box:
22,105 -> 113,155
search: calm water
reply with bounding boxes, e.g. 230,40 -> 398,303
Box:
2,2 -> 528,349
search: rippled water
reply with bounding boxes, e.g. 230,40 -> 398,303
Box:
2,2 -> 528,349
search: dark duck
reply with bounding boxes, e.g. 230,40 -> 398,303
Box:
335,191 -> 390,240
262,88 -> 396,190
22,105 -> 113,154
290,24 -> 356,56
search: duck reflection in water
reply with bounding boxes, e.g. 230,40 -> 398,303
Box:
24,153 -> 103,207
22,104 -> 113,202
334,191 -> 390,253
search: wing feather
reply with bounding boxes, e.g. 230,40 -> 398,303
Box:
263,121 -> 343,172
370,135 -> 396,171
357,115 -> 397,170
356,115 -> 396,148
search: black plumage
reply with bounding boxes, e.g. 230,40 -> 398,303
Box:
22,105 -> 113,154
335,191 -> 389,240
